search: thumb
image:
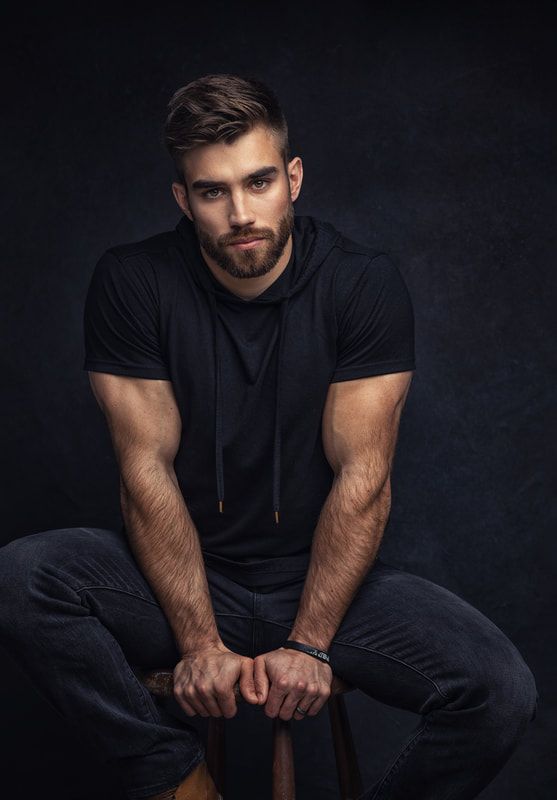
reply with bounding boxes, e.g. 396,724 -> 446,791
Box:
253,656 -> 269,704
239,658 -> 260,704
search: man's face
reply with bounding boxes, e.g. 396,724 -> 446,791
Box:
177,124 -> 302,279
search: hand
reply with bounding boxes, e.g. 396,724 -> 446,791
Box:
253,646 -> 333,721
173,642 -> 262,719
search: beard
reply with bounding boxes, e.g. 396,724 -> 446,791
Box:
193,200 -> 295,279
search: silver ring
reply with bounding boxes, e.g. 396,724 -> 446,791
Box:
295,705 -> 307,716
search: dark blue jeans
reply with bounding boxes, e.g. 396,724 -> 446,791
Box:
0,527 -> 537,799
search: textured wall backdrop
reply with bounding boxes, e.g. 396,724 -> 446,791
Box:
2,1 -> 554,798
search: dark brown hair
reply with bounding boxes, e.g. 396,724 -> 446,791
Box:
162,73 -> 290,184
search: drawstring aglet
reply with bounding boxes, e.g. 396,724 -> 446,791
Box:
274,510 -> 279,524
218,500 -> 223,513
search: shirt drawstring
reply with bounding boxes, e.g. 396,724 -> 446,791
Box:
209,291 -> 290,525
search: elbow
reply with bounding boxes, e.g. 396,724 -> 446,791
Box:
119,459 -> 178,504
336,467 -> 392,517
366,475 -> 391,518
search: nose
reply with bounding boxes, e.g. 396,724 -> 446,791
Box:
228,190 -> 255,230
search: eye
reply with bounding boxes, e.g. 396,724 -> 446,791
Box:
252,178 -> 270,190
203,188 -> 223,199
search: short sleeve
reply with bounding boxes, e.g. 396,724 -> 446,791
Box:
330,253 -> 416,382
82,250 -> 170,380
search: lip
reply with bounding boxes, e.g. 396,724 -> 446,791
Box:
228,238 -> 264,249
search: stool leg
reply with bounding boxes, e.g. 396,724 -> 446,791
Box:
207,717 -> 226,797
272,718 -> 296,799
328,695 -> 363,800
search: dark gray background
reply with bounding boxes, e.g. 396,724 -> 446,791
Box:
2,1 -> 555,798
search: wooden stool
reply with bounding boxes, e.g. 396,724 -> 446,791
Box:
137,668 -> 363,799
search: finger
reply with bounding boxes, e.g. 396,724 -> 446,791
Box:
174,688 -> 202,717
238,658 -> 259,705
264,678 -> 290,718
175,695 -> 197,717
294,686 -> 330,719
196,685 -> 225,718
181,687 -> 212,718
215,682 -> 238,719
253,656 -> 270,704
278,684 -> 309,721
173,680 -> 197,717
293,696 -> 318,720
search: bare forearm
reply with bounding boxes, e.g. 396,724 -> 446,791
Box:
120,465 -> 222,655
289,475 -> 391,652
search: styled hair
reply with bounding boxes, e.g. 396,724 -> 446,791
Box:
162,73 -> 290,183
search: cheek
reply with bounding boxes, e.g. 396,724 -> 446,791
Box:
259,188 -> 290,218
193,205 -> 226,234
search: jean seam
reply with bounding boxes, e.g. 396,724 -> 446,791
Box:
251,590 -> 258,658
369,718 -> 431,799
120,652 -> 161,727
66,587 -> 161,729
75,585 -> 161,606
73,588 -> 248,728
257,617 -> 449,702
75,585 -> 253,621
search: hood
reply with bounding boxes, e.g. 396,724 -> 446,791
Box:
175,213 -> 341,525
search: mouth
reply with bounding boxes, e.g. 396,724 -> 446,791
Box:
228,237 -> 265,249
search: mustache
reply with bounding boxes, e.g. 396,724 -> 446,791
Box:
222,231 -> 273,245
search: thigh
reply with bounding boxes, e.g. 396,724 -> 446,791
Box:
256,559 -> 531,715
0,526 -> 255,666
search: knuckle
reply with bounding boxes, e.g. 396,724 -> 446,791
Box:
277,677 -> 289,690
296,680 -> 306,691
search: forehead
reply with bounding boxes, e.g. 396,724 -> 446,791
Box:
183,125 -> 283,185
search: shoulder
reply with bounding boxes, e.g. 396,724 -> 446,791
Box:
318,223 -> 407,309
310,215 -> 397,280
334,230 -> 385,263
92,227 -> 183,292
105,228 -> 178,263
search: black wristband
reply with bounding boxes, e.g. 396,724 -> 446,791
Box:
283,639 -> 331,666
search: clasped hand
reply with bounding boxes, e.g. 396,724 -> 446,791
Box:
173,643 -> 332,721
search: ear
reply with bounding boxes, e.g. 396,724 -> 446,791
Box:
171,181 -> 193,221
287,156 -> 303,202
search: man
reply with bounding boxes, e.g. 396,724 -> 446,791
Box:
0,74 -> 537,800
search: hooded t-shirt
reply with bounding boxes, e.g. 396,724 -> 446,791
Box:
83,213 -> 416,591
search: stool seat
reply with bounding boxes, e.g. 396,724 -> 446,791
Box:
136,667 -> 362,799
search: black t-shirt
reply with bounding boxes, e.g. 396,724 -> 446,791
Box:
83,214 -> 416,590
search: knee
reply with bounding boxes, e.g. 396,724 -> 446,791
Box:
500,651 -> 539,730
467,642 -> 538,752
0,529 -> 80,632
0,534 -> 39,591
0,533 -> 50,610
0,536 -> 36,638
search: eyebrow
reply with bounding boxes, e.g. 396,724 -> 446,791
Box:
191,165 -> 279,190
